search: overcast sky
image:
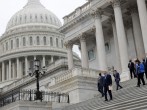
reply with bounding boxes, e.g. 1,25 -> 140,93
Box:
0,0 -> 87,35
0,0 -> 86,56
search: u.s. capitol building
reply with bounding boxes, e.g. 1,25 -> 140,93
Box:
0,0 -> 147,110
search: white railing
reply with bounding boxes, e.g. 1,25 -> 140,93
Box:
52,67 -> 102,85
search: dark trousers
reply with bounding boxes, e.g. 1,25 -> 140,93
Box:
98,83 -> 104,96
104,86 -> 112,100
130,69 -> 136,79
137,73 -> 145,86
144,71 -> 147,79
116,81 -> 122,90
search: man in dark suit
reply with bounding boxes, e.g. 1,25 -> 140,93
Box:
128,60 -> 136,79
143,58 -> 147,79
103,72 -> 113,101
97,73 -> 104,97
113,70 -> 123,90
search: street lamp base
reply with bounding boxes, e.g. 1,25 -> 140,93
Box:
35,91 -> 42,101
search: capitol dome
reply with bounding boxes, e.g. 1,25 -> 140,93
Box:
6,0 -> 62,31
0,0 -> 79,86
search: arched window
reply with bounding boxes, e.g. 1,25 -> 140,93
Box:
3,44 -> 4,52
61,40 -> 63,48
37,36 -> 40,45
56,38 -> 58,47
11,40 -> 13,49
23,37 -> 26,46
43,36 -> 47,45
16,38 -> 19,47
50,37 -> 53,46
30,37 -> 33,45
6,42 -> 8,50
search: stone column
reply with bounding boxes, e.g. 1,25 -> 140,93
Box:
0,67 -> 2,82
80,35 -> 89,68
34,56 -> 36,60
2,62 -> 5,81
129,6 -> 145,60
110,0 -> 129,80
110,16 -> 121,72
94,9 -> 107,71
6,64 -> 9,80
42,55 -> 46,67
19,61 -> 22,77
12,62 -> 15,79
25,56 -> 28,76
65,42 -> 74,69
16,58 -> 20,78
51,56 -> 54,63
9,59 -> 11,80
137,0 -> 147,56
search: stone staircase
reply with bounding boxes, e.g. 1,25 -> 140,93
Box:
62,78 -> 147,110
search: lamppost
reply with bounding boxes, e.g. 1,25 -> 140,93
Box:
28,59 -> 47,101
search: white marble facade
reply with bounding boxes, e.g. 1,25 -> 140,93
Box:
60,0 -> 147,81
1,0 -> 147,107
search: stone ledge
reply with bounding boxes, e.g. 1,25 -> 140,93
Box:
1,100 -> 52,110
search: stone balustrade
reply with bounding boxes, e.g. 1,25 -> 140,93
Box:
52,67 -> 103,85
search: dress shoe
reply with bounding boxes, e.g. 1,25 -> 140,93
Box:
110,98 -> 113,101
105,99 -> 108,101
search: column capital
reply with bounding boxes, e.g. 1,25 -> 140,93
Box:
64,41 -> 73,49
78,33 -> 87,42
108,0 -> 121,8
91,8 -> 103,19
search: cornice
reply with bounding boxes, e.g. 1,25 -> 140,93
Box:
59,10 -> 92,33
0,48 -> 68,61
1,25 -> 64,41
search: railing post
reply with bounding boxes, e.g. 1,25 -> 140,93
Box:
29,90 -> 32,101
67,94 -> 70,103
19,90 -> 20,101
12,90 -> 14,102
58,93 -> 60,103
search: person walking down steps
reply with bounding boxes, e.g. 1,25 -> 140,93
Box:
113,70 -> 123,90
103,72 -> 113,101
135,60 -> 146,87
97,73 -> 104,97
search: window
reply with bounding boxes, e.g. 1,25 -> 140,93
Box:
105,42 -> 111,53
61,40 -> 63,48
11,40 -> 13,49
16,38 -> 19,47
6,42 -> 8,50
23,37 -> 26,46
50,37 -> 53,46
43,36 -> 46,45
37,36 -> 40,45
3,44 -> 4,52
56,38 -> 58,47
88,49 -> 95,60
30,37 -> 33,45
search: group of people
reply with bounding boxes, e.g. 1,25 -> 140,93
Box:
128,58 -> 147,87
97,70 -> 122,101
97,57 -> 147,102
